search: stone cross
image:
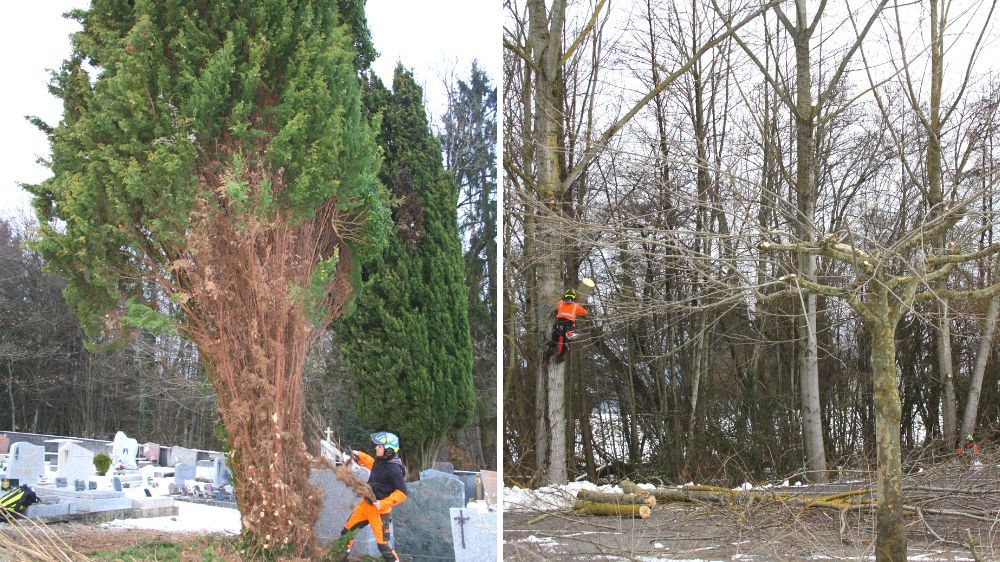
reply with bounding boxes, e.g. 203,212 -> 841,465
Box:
325,427 -> 333,443
453,509 -> 470,549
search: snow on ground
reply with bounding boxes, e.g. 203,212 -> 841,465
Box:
505,480 -> 625,511
34,464 -> 241,535
102,500 -> 241,534
504,478 -> 810,512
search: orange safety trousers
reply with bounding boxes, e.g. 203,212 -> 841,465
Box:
343,499 -> 392,545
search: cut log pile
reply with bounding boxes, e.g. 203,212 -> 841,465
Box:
620,479 -> 878,511
573,488 -> 654,518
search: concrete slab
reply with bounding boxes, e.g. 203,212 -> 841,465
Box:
131,496 -> 174,510
34,487 -> 124,500
25,503 -> 71,518
70,497 -> 133,513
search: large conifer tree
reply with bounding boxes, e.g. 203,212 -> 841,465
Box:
27,0 -> 387,554
440,63 -> 497,468
339,67 -> 474,473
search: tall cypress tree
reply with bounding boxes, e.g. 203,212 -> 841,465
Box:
440,63 -> 497,468
339,66 -> 474,473
26,0 -> 387,554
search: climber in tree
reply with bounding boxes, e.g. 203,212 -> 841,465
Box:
957,434 -> 980,456
542,288 -> 589,367
340,432 -> 407,561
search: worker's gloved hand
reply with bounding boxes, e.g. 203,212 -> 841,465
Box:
371,500 -> 382,510
351,450 -> 360,463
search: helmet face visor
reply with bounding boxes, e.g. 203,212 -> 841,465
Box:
370,432 -> 400,452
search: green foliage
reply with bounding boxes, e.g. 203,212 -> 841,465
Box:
290,249 -> 342,328
93,453 -> 111,476
338,67 -> 475,471
26,0 -> 388,345
213,418 -> 237,496
336,0 -> 378,71
321,528 -> 357,561
439,62 -> 498,466
124,297 -> 175,335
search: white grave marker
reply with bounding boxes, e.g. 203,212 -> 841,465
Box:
112,431 -> 139,470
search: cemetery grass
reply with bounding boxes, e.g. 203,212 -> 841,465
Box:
48,525 -> 383,561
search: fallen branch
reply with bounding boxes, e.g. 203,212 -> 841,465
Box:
576,490 -> 655,506
573,500 -> 651,518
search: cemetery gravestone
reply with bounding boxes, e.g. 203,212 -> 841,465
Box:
213,456 -> 232,487
113,477 -> 123,492
450,507 -> 497,562
453,471 -> 480,505
432,461 -> 455,474
0,434 -> 9,454
168,446 -> 198,467
195,460 -> 214,482
112,431 -> 139,470
309,467 -> 383,557
57,442 -> 95,483
394,476 -> 466,561
142,443 -> 160,464
480,470 -> 497,505
174,463 -> 196,487
7,442 -> 46,484
55,477 -> 67,488
419,469 -> 466,505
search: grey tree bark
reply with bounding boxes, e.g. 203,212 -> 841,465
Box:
960,295 -> 1000,440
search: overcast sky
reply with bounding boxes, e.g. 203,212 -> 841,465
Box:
0,1 -> 500,219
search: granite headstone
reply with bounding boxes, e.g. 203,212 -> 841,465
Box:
174,463 -> 196,487
309,466 -> 383,557
450,507 -> 497,562
195,459 -> 214,482
453,471 -> 480,505
213,456 -> 232,487
394,476 -> 466,561
7,442 -> 46,484
168,446 -> 198,467
142,442 -> 160,464
419,469 -> 466,505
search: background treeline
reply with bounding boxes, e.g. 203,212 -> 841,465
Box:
0,62 -> 496,470
504,0 -> 1000,486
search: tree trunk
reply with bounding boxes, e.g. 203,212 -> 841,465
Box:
960,295 -> 1000,440
546,360 -> 569,484
182,211 -> 359,554
926,0 -> 957,444
792,0 -> 827,482
527,0 -> 569,485
534,361 -> 549,476
7,364 -> 16,432
870,319 -> 906,562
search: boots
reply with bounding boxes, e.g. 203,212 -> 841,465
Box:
378,542 -> 400,561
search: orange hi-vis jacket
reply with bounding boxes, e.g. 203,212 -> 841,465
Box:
555,299 -> 588,322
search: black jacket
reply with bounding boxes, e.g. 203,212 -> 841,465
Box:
369,455 -> 407,501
